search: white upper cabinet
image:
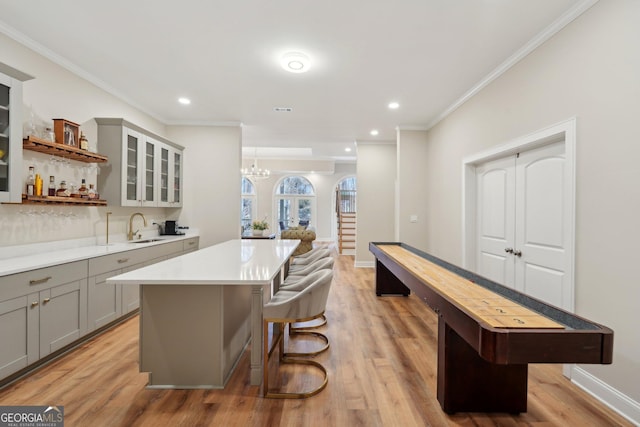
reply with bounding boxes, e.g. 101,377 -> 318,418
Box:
0,64 -> 33,203
157,143 -> 182,207
96,118 -> 184,207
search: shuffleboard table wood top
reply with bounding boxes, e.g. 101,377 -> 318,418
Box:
376,244 -> 564,329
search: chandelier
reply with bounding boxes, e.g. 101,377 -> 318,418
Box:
241,148 -> 270,180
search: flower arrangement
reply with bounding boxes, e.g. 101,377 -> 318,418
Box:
251,219 -> 269,231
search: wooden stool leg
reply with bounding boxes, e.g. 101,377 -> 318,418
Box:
437,319 -> 528,414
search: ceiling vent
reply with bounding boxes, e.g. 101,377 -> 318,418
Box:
274,107 -> 293,112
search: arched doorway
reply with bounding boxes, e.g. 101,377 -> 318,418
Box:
275,176 -> 316,230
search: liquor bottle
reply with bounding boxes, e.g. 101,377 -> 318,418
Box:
35,174 -> 43,196
88,184 -> 97,200
79,132 -> 89,150
56,180 -> 69,197
26,166 -> 35,196
48,176 -> 56,196
78,179 -> 89,199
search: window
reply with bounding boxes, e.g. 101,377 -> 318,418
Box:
241,177 -> 256,230
275,176 -> 316,229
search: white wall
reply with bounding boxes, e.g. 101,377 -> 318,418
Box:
355,142 -> 396,266
421,1 -> 639,420
397,129 -> 429,248
0,32 -> 171,246
165,125 -> 241,249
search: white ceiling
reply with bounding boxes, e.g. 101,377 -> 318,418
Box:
0,0 -> 589,161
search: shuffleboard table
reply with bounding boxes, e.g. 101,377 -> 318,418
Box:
369,242 -> 613,414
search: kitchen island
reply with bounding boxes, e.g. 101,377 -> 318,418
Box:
106,238 -> 299,389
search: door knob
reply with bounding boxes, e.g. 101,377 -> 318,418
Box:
513,250 -> 522,257
504,248 -> 514,254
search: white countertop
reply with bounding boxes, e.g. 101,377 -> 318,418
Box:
0,233 -> 199,277
107,239 -> 299,286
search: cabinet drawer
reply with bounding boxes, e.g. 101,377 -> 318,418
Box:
145,241 -> 183,259
0,261 -> 87,301
183,237 -> 199,252
88,250 -> 148,277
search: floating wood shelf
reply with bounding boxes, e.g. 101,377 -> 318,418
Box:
20,194 -> 107,206
23,136 -> 108,163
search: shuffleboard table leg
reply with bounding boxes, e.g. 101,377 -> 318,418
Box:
437,319 -> 528,414
375,259 -> 410,296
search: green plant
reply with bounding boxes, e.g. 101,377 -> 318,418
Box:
251,219 -> 269,230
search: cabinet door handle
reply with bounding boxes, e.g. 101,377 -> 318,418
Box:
42,298 -> 51,304
29,276 -> 52,285
31,301 -> 39,308
188,241 -> 195,246
117,258 -> 129,264
513,250 -> 522,257
504,248 -> 514,254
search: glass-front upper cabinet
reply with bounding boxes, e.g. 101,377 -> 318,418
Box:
122,128 -> 158,207
0,65 -> 32,203
157,143 -> 182,207
124,129 -> 140,205
173,150 -> 182,206
141,138 -> 157,207
0,81 -> 11,197
159,145 -> 169,205
96,118 -> 184,208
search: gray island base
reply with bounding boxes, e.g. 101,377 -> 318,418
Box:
107,239 -> 299,388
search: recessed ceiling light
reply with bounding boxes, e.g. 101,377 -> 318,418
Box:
388,102 -> 399,109
178,97 -> 191,105
370,130 -> 379,136
345,147 -> 352,152
281,52 -> 311,73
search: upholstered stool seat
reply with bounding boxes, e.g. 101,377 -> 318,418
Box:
282,257 -> 335,288
290,248 -> 331,270
263,269 -> 333,398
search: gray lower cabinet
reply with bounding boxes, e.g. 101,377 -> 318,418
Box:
0,260 -> 87,379
0,294 -> 38,379
0,237 -> 199,382
38,278 -> 88,358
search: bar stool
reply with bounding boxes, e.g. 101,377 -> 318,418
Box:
282,257 -> 334,333
289,248 -> 331,270
263,269 -> 333,398
291,246 -> 326,260
282,257 -> 335,287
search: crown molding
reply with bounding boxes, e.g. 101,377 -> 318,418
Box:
395,125 -> 429,132
426,0 -> 599,130
166,120 -> 243,127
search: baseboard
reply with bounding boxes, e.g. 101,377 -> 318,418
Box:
571,366 -> 640,426
354,260 -> 374,268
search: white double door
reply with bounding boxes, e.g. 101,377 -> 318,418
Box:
476,141 -> 571,309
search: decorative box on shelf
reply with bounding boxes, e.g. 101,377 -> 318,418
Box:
53,118 -> 79,147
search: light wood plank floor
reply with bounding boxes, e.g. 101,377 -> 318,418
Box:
0,249 -> 631,426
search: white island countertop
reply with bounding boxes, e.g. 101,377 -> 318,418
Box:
107,239 -> 300,286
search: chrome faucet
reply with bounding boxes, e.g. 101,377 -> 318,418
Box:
128,212 -> 147,240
